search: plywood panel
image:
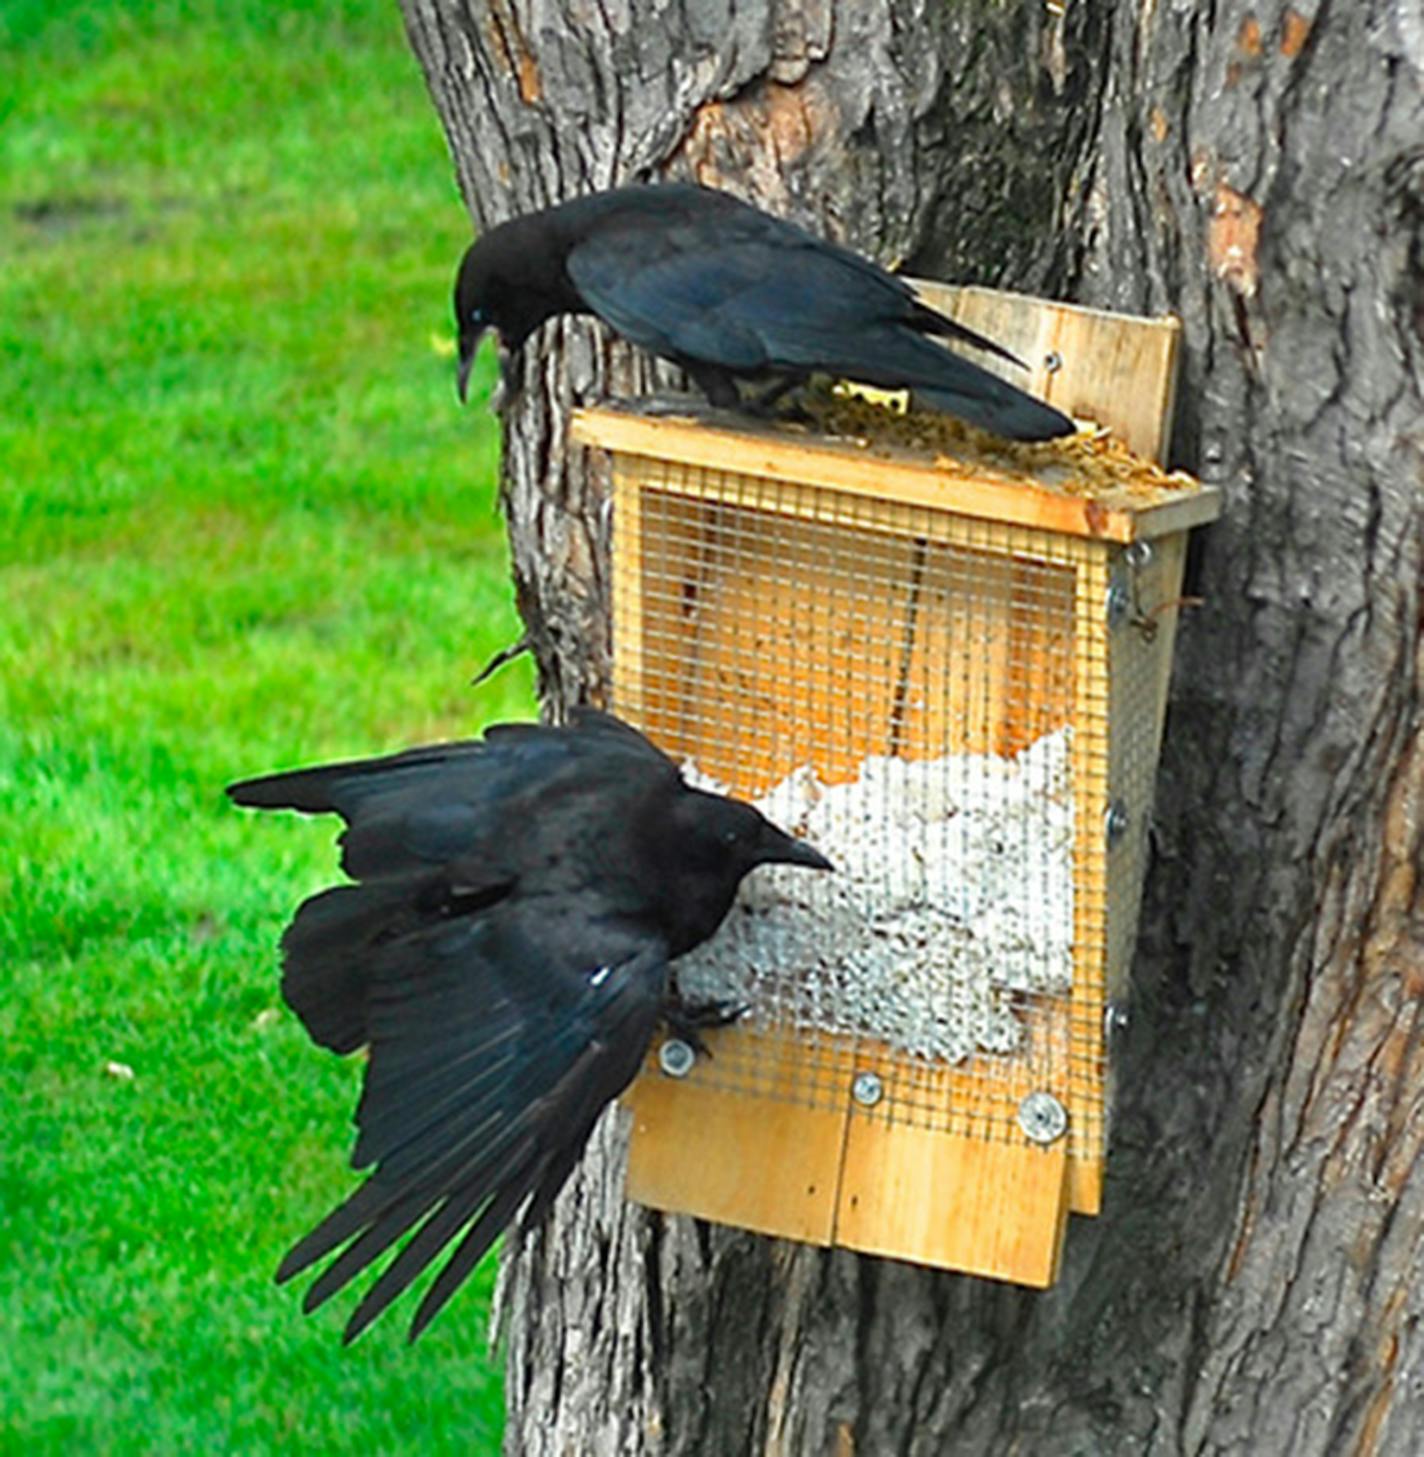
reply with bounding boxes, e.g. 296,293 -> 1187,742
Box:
910,282 -> 1181,464
897,540 -> 1013,759
628,1018 -> 1075,1281
668,510 -> 915,795
836,1116 -> 1070,1287
898,541 -> 1077,761
624,1029 -> 851,1245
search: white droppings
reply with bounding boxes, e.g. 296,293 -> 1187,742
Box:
679,731 -> 1075,1063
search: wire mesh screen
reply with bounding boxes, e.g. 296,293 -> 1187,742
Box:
612,454 -> 1127,1153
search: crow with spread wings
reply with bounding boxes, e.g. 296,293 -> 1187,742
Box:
229,710 -> 829,1342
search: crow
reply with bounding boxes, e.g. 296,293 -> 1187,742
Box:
454,182 -> 1073,441
228,708 -> 829,1342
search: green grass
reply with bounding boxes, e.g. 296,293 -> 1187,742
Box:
1,2 -> 528,1449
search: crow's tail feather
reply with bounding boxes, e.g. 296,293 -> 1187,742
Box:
773,322 -> 1075,441
871,330 -> 1073,441
912,378 -> 1074,442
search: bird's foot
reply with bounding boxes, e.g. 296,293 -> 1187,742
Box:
661,996 -> 749,1058
750,399 -> 814,426
738,376 -> 809,420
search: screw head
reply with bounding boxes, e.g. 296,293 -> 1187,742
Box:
851,1071 -> 884,1108
1104,799 -> 1130,845
1044,350 -> 1064,373
658,1038 -> 696,1078
1018,1091 -> 1068,1145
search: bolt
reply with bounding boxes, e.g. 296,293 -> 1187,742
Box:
659,1038 -> 696,1078
1018,1091 -> 1069,1145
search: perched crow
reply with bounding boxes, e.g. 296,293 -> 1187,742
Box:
228,709 -> 829,1342
454,182 -> 1073,441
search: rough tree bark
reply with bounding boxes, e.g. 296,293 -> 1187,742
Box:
399,1 -> 1424,1450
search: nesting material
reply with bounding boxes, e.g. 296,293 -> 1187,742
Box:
678,731 -> 1075,1064
800,385 -> 1199,506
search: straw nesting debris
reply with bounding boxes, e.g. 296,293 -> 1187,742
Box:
678,730 -> 1076,1064
797,384 -> 1198,505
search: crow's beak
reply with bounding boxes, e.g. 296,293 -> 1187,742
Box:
765,829 -> 833,873
456,331 -> 480,404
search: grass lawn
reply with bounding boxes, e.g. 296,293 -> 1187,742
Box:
1,1 -> 529,1448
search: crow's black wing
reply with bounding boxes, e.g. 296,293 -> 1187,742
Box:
227,713 -> 678,884
563,186 -> 1069,439
276,898 -> 668,1343
568,229 -> 1069,438
735,316 -> 1074,441
568,234 -> 772,368
567,212 -> 924,370
565,188 -> 1016,366
228,713 -> 681,1058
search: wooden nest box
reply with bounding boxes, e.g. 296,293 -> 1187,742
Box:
572,284 -> 1222,1288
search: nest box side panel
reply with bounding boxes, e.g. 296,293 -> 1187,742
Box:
1099,533 -> 1190,1122
1106,535 -> 1190,995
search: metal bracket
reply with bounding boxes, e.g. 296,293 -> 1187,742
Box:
1108,541 -> 1160,641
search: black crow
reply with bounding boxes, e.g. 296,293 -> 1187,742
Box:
454,182 -> 1073,441
228,708 -> 829,1342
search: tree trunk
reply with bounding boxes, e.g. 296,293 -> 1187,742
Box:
400,1 -> 1424,1450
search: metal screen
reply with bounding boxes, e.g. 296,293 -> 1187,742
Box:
612,454 -> 1130,1163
